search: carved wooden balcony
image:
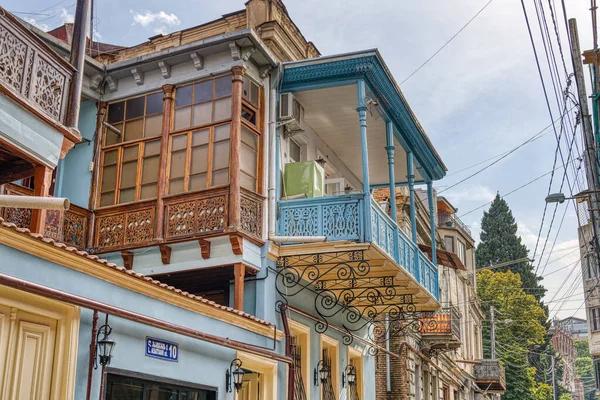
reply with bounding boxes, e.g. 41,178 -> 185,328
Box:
419,306 -> 461,354
474,359 -> 506,393
0,9 -> 73,126
0,183 -> 91,249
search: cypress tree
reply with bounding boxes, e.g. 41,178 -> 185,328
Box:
476,194 -> 546,300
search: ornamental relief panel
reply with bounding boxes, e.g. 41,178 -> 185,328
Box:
97,214 -> 124,248
167,201 -> 196,238
32,56 -> 66,120
125,209 -> 154,244
240,195 -> 263,238
197,196 -> 227,233
0,24 -> 27,92
166,195 -> 228,239
2,207 -> 31,228
44,209 -> 64,241
63,210 -> 87,249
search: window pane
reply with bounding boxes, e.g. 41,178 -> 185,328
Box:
126,97 -> 145,119
174,107 -> 191,131
145,114 -> 163,137
212,169 -> 228,186
107,101 -> 124,123
146,92 -> 164,115
242,76 -> 250,101
172,134 -> 188,151
241,107 -> 256,125
214,124 -> 230,141
213,140 -> 229,170
104,150 -> 118,165
192,129 -> 209,146
213,97 -> 231,122
140,183 -> 157,199
119,188 -> 136,204
170,150 -> 186,178
191,146 -> 208,174
240,172 -> 256,191
290,140 -> 300,162
169,178 -> 184,194
101,165 -> 117,191
123,145 -> 139,161
190,174 -> 207,191
242,127 -> 257,148
105,123 -> 122,146
144,140 -> 161,156
192,102 -> 212,127
194,80 -> 213,103
142,155 -> 159,184
124,119 -> 144,142
241,143 -> 257,176
120,161 -> 138,187
215,75 -> 232,98
250,81 -> 259,107
100,192 -> 115,207
175,85 -> 192,107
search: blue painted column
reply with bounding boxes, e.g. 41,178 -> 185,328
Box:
427,181 -> 437,266
407,151 -> 417,243
385,121 -> 397,222
357,80 -> 372,243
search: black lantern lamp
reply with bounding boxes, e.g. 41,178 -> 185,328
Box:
96,324 -> 116,368
343,364 -> 357,387
226,358 -> 245,393
314,359 -> 330,386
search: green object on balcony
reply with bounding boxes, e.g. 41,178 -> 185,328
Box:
283,161 -> 324,198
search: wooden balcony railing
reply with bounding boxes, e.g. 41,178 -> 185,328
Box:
1,183 -> 266,253
420,307 -> 461,338
0,9 -> 73,126
0,184 -> 91,249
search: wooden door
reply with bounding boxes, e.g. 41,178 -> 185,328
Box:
0,304 -> 57,400
238,372 -> 260,400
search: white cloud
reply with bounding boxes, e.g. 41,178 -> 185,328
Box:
59,8 -> 74,24
24,17 -> 49,31
130,10 -> 180,34
443,184 -> 496,204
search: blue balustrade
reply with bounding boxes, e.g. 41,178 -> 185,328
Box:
277,194 -> 439,299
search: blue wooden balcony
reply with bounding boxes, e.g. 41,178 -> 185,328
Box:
277,194 -> 439,299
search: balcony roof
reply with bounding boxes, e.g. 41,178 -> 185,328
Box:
281,49 -> 447,181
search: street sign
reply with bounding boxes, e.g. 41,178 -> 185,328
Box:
145,337 -> 178,362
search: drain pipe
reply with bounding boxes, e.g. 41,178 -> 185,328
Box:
267,65 -> 325,244
0,196 -> 70,210
280,303 -> 295,400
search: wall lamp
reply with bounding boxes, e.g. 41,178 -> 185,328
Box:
96,324 -> 116,368
226,358 -> 245,393
314,359 -> 330,386
343,364 -> 357,387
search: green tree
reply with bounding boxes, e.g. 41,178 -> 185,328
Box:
576,356 -> 595,399
476,194 -> 546,300
478,270 -> 547,400
575,339 -> 591,358
558,393 -> 573,400
528,367 -> 553,400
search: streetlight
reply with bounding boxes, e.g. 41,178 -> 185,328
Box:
226,358 -> 245,393
342,364 -> 357,387
314,359 -> 330,386
545,190 -> 600,204
96,324 -> 116,367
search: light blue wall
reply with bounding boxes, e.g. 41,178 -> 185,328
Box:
55,100 -> 96,206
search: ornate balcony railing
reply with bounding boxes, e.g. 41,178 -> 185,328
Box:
474,359 -> 506,392
0,9 -> 73,125
1,184 -> 266,253
277,194 -> 439,299
438,212 -> 472,238
420,307 -> 461,338
0,183 -> 91,249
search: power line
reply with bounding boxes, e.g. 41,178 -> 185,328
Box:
399,0 -> 493,85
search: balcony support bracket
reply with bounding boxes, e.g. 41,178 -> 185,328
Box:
159,245 -> 171,265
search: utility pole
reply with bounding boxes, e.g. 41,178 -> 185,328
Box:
490,305 -> 496,359
551,355 -> 556,400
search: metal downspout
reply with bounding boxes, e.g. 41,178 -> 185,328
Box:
85,310 -> 98,400
279,304 -> 295,400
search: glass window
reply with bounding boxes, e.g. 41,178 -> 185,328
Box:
456,240 -> 466,264
290,139 -> 301,163
591,308 -> 600,332
444,236 -> 454,253
173,75 -> 232,131
241,126 -> 258,191
103,92 -> 164,146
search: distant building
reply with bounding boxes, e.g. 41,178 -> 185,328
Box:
550,319 -> 578,399
561,316 -> 589,340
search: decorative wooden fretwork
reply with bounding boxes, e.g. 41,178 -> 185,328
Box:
165,193 -> 228,239
44,209 -> 64,241
95,207 -> 155,249
125,209 -> 154,244
2,206 -> 31,228
63,207 -> 89,249
240,189 -> 263,239
96,214 -> 125,248
0,12 -> 72,124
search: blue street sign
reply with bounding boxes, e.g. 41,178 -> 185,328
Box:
145,337 -> 178,362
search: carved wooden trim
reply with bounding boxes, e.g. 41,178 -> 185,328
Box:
154,84 -> 175,241
230,235 -> 243,255
228,66 -> 245,230
159,245 -> 171,265
198,239 -> 211,259
30,165 -> 52,234
233,263 -> 245,311
121,251 -> 134,270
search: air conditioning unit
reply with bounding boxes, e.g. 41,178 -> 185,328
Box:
279,92 -> 305,131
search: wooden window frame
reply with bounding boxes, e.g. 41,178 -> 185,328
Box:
240,79 -> 263,194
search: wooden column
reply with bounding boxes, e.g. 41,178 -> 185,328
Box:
228,66 -> 245,230
87,102 -> 107,248
155,84 -> 175,240
30,165 -> 53,234
233,263 -> 245,311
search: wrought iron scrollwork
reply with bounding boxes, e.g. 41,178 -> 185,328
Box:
276,251 -> 439,354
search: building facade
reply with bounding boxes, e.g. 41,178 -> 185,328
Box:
0,0 -> 503,399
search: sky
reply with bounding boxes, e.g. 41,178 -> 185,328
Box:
10,0 -> 597,319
